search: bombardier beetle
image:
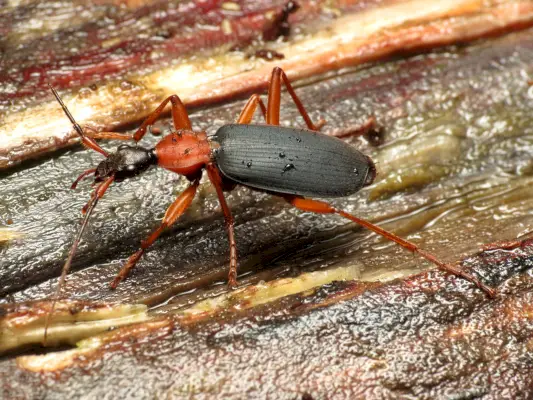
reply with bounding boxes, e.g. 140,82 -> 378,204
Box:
46,67 -> 495,339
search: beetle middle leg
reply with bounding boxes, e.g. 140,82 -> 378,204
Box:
283,195 -> 496,297
206,164 -> 239,288
110,178 -> 200,289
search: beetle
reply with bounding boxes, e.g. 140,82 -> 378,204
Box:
46,67 -> 495,339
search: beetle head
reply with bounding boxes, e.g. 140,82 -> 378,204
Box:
95,144 -> 157,182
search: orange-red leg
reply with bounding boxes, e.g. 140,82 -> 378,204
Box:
71,168 -> 96,189
333,115 -> 385,146
110,179 -> 200,289
206,164 -> 238,288
86,95 -> 192,143
87,130 -> 135,141
236,94 -> 267,124
133,95 -> 192,141
266,67 -> 326,130
88,126 -> 163,141
284,195 -> 496,297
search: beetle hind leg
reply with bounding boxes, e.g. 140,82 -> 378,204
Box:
283,195 -> 496,297
235,67 -> 326,130
266,67 -> 326,131
236,94 -> 268,124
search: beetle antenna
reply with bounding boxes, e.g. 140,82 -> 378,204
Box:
49,84 -> 109,157
49,84 -> 86,139
43,176 -> 115,344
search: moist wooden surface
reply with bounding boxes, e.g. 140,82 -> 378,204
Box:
1,0 -> 532,168
2,1 -> 533,399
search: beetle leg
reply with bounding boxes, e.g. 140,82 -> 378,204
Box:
110,178 -> 200,289
283,195 -> 496,297
206,164 -> 239,288
71,168 -> 97,189
85,130 -> 135,141
132,95 -> 193,142
85,126 -> 162,141
236,94 -> 267,124
266,67 -> 326,131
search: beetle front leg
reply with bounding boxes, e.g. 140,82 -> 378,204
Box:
57,94 -> 192,143
283,195 -> 496,297
206,164 -> 239,288
70,168 -> 97,189
133,95 -> 192,141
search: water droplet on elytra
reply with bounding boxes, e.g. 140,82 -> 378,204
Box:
353,168 -> 359,175
296,138 -> 302,143
282,163 -> 295,173
279,151 -> 286,158
247,161 -> 252,168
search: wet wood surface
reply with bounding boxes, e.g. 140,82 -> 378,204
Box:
2,1 -> 533,399
1,0 -> 532,168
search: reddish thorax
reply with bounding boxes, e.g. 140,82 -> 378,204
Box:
155,130 -> 211,176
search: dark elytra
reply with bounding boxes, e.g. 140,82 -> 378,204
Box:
213,124 -> 375,198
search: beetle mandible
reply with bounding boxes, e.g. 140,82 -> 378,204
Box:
47,67 -> 495,338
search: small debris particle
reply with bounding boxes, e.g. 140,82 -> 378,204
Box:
221,19 -> 233,35
221,2 -> 241,11
253,49 -> 285,61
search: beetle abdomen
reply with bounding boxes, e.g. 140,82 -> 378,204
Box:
212,124 -> 375,198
